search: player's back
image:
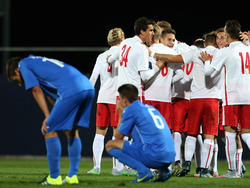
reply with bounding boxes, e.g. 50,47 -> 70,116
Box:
19,55 -> 93,98
118,36 -> 149,96
95,46 -> 118,104
221,42 -> 250,104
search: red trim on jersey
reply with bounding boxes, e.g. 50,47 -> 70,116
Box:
224,66 -> 228,106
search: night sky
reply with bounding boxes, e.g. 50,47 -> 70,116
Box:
8,1 -> 250,74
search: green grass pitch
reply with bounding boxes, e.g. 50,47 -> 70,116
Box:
0,156 -> 250,188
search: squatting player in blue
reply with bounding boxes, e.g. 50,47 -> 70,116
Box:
6,55 -> 95,185
106,84 -> 175,183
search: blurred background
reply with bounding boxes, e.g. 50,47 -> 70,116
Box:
0,0 -> 249,159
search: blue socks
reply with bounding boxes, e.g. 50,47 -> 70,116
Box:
108,148 -> 150,177
68,137 -> 82,177
45,137 -> 82,178
45,137 -> 61,178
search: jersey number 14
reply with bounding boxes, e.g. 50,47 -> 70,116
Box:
239,52 -> 250,74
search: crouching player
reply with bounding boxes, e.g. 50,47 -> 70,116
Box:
106,84 -> 175,183
6,55 -> 95,185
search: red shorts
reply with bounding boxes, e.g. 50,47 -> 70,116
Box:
96,103 -> 118,127
218,103 -> 224,131
172,98 -> 189,133
222,105 -> 250,130
188,98 -> 219,136
145,100 -> 173,130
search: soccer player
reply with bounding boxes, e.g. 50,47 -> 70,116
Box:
107,17 -> 165,102
200,20 -> 250,178
105,84 -> 175,183
175,31 -> 221,178
6,55 -> 95,185
88,28 -> 125,175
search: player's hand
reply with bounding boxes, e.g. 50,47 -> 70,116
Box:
239,31 -> 250,42
156,60 -> 165,69
199,51 -> 212,63
41,117 -> 49,135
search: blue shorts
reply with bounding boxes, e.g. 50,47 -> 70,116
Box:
46,89 -> 95,132
122,140 -> 175,169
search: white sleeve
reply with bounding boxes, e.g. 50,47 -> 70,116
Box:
107,47 -> 120,64
89,58 -> 101,86
172,69 -> 184,84
181,48 -> 196,64
204,61 -> 221,85
140,63 -> 160,83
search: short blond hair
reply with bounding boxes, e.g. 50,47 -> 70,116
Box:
107,28 -> 125,46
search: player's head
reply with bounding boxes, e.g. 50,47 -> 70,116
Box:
118,84 -> 138,105
216,27 -> 227,49
156,20 -> 172,30
151,23 -> 161,45
134,17 -> 155,44
107,28 -> 125,46
5,57 -> 24,86
193,38 -> 205,48
203,31 -> 217,48
160,28 -> 176,48
224,20 -> 241,42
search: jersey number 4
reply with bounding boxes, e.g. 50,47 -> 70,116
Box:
120,45 -> 131,67
239,52 -> 250,74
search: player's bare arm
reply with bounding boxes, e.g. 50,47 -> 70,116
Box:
154,53 -> 184,63
32,86 -> 50,134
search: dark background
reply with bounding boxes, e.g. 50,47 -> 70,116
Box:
0,1 -> 249,159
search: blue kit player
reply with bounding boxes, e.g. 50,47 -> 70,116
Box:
106,84 -> 175,183
6,55 -> 95,185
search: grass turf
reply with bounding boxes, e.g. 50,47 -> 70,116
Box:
0,156 -> 250,188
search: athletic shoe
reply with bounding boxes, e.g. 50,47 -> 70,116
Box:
172,162 -> 182,176
112,168 -> 124,176
122,167 -> 137,176
131,171 -> 154,183
154,167 -> 172,182
221,170 -> 240,178
63,175 -> 79,184
176,161 -> 191,177
87,168 -> 100,175
40,175 -> 62,185
194,167 -> 202,177
242,164 -> 246,174
200,168 -> 213,178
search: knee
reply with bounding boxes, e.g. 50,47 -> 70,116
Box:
105,140 -> 113,152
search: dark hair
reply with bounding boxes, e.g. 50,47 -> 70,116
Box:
6,57 -> 22,81
193,38 -> 204,48
134,17 -> 155,35
203,31 -> 217,46
161,28 -> 176,38
225,20 -> 241,40
118,84 -> 138,103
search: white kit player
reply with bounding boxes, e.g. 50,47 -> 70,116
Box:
88,28 -> 125,175
145,28 -> 183,131
176,32 -> 221,178
200,20 -> 250,178
108,17 -> 165,106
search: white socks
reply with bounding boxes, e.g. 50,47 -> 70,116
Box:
184,136 -> 197,161
92,134 -> 105,169
112,136 -> 124,171
225,132 -> 237,171
201,139 -> 214,168
173,132 -> 182,162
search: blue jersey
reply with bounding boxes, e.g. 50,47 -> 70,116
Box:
19,55 -> 94,99
119,100 -> 175,154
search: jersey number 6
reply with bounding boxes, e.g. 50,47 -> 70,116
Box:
147,107 -> 165,129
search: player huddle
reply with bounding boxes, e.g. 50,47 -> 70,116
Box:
5,17 -> 250,185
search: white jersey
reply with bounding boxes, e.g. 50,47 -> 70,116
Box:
144,43 -> 177,102
117,36 -> 149,96
209,41 -> 250,105
181,46 -> 221,99
171,63 -> 192,100
89,46 -> 118,104
171,43 -> 193,100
